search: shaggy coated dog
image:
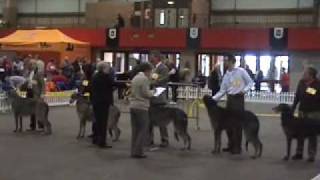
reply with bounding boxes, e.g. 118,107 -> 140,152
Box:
203,95 -> 263,158
69,93 -> 121,141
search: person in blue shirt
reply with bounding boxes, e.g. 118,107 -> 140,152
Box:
213,54 -> 254,154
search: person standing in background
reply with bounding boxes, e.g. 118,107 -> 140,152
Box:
208,65 -> 221,96
34,55 -> 45,77
280,68 -> 290,92
212,54 -> 254,154
130,63 -> 154,158
168,62 -> 179,102
255,70 -> 264,91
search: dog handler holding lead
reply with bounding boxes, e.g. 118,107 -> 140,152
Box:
212,54 -> 254,154
292,67 -> 320,162
130,63 -> 155,158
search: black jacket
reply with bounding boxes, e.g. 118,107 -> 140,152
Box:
90,72 -> 114,105
293,79 -> 320,113
208,70 -> 220,93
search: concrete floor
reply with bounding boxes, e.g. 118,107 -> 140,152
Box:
0,103 -> 319,180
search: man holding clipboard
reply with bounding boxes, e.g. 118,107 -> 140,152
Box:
149,51 -> 170,148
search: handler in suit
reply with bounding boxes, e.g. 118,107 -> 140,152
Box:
90,61 -> 114,149
149,51 -> 170,148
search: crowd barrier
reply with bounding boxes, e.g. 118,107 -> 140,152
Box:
0,90 -> 75,113
0,83 -> 295,129
169,86 -> 295,104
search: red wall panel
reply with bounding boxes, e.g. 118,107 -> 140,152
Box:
119,28 -> 186,49
60,28 -> 106,48
288,28 -> 320,51
201,28 -> 269,51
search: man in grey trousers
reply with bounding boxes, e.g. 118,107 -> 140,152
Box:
130,63 -> 154,159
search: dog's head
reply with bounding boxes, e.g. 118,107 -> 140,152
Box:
272,104 -> 292,113
202,95 -> 217,107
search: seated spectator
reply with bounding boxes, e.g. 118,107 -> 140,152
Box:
52,71 -> 68,90
45,78 -> 57,92
46,59 -> 57,78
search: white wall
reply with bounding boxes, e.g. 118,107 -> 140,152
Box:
211,0 -> 314,10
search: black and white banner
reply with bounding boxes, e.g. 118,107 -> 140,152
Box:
106,28 -> 119,48
270,27 -> 288,50
187,27 -> 201,50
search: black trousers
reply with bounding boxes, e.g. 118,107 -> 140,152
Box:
92,103 -> 110,146
226,94 -> 244,153
26,88 -> 43,130
295,112 -> 320,158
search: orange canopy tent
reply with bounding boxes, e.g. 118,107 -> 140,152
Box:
0,29 -> 91,64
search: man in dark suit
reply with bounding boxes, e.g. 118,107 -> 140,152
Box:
90,61 -> 114,149
149,51 -> 170,148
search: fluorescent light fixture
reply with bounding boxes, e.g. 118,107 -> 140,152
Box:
167,1 -> 175,5
179,15 -> 184,19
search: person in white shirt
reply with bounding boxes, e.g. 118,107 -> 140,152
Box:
212,54 -> 254,154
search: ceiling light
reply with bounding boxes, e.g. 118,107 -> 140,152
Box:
179,15 -> 184,19
167,1 -> 175,5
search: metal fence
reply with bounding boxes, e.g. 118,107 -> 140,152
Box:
0,85 -> 295,114
0,90 -> 75,113
171,86 -> 294,104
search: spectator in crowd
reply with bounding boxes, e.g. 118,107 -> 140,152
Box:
46,59 -> 57,78
245,65 -> 255,80
45,76 -> 57,92
149,51 -> 169,148
7,75 -> 26,90
192,71 -> 206,88
208,65 -> 221,96
52,70 -> 68,91
13,57 -> 24,76
267,66 -> 278,92
72,58 -> 81,75
116,14 -> 125,28
168,62 -> 179,102
291,67 -> 320,162
130,63 -> 154,159
212,54 -> 254,154
3,56 -> 12,76
255,70 -> 264,91
280,67 -> 290,92
90,61 -> 114,148
180,61 -> 191,82
34,54 -> 45,76
62,58 -> 74,80
0,57 -> 6,82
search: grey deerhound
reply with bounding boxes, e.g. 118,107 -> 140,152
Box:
7,90 -> 51,135
69,93 -> 121,141
149,105 -> 191,150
